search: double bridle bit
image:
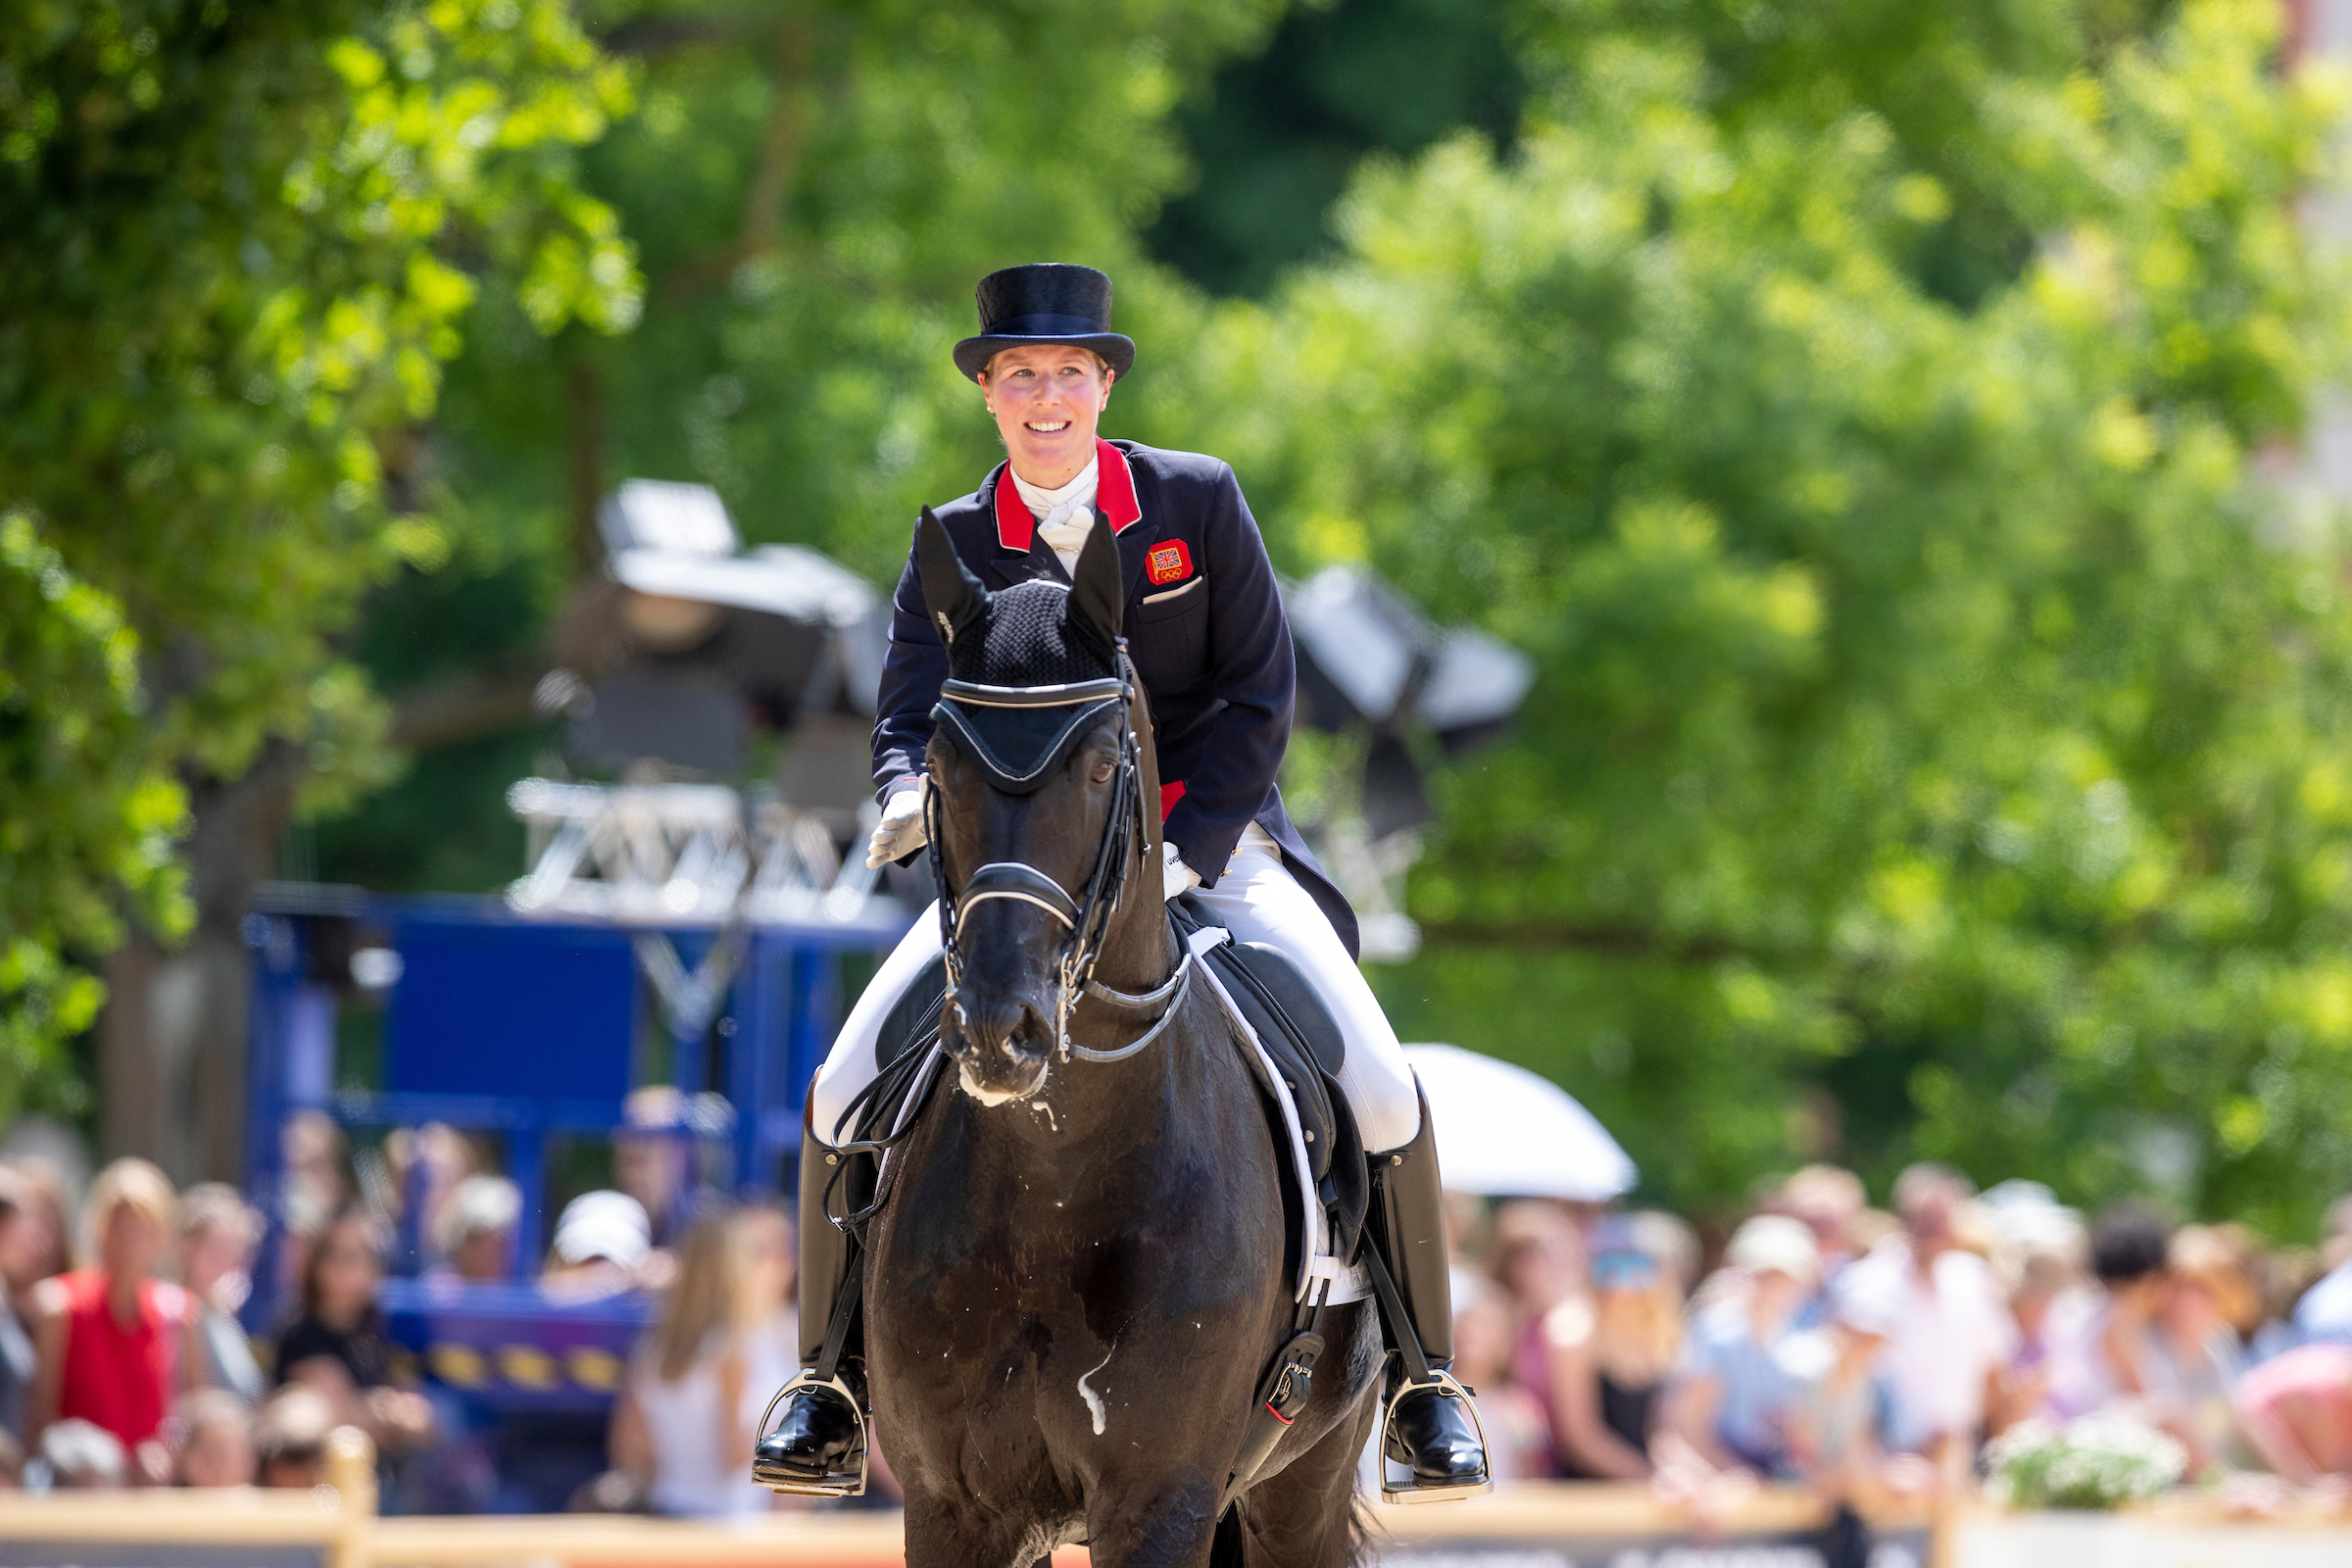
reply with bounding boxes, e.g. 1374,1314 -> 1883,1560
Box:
924,660 -> 1191,1064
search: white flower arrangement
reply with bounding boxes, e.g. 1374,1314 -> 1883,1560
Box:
1985,1416 -> 2188,1510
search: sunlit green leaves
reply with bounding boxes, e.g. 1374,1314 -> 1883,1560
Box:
1160,0 -> 2352,1226
0,511 -> 189,1115
0,0 -> 638,1097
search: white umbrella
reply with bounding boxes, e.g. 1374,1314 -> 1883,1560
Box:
1401,1043 -> 1637,1200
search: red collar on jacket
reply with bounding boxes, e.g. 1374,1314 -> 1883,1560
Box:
992,438 -> 1143,553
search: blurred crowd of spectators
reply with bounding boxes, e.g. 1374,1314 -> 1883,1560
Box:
0,1145 -> 366,1493
1450,1161 -> 2352,1515
16,1110 -> 2352,1519
0,1095 -> 819,1516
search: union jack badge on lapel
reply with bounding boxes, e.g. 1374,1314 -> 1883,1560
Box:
1145,539 -> 1192,585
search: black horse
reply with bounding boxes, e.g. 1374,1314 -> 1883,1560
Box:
860,514 -> 1382,1567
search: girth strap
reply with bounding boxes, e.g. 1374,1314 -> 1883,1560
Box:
1221,1281 -> 1332,1512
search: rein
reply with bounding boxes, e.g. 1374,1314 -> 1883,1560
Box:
925,648 -> 1190,1066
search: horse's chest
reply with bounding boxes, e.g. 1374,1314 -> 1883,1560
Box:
868,1204 -> 1278,1476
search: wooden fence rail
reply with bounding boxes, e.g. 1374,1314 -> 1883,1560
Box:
4,1434 -> 2346,1568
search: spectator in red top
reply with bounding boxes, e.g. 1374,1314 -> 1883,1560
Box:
26,1158 -> 198,1483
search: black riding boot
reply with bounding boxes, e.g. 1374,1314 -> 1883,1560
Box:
1367,1083 -> 1492,1503
752,1127 -> 869,1496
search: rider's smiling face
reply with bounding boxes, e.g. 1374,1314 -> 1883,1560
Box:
979,344 -> 1113,489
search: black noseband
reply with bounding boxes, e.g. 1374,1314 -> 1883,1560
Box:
956,861 -> 1081,930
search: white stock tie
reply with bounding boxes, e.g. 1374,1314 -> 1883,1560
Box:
1012,458 -> 1102,576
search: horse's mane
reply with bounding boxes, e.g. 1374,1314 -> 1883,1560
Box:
946,579 -> 1117,687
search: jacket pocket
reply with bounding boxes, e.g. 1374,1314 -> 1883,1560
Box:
1141,573 -> 1205,607
1131,572 -> 1209,692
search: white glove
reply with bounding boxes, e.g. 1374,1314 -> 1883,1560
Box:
1162,839 -> 1201,901
865,778 -> 930,867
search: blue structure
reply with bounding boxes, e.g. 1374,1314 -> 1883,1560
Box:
245,889 -> 906,1264
240,883 -> 907,1505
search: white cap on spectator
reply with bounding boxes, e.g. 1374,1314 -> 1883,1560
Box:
552,1190 -> 651,1268
435,1174 -> 522,1257
1727,1213 -> 1820,1285
1981,1178 -> 2083,1253
1832,1259 -> 1908,1338
39,1418 -> 127,1488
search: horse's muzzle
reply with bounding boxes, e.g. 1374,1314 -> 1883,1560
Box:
946,987 -> 1054,1105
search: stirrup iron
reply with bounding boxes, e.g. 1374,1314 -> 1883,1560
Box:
752,1370 -> 869,1497
1377,1367 -> 1494,1505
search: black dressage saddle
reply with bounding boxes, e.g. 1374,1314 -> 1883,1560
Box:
852,953 -> 953,1145
1170,892 -> 1370,1269
855,901 -> 1370,1270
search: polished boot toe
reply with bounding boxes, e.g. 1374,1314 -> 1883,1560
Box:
753,1380 -> 866,1496
1381,1380 -> 1492,1499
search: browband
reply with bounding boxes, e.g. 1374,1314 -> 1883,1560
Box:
941,677 -> 1128,709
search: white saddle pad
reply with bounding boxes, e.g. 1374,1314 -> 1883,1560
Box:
1187,926 -> 1371,1306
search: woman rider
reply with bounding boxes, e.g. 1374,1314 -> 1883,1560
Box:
753,264 -> 1488,1500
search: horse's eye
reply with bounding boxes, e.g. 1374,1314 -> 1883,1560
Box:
1091,757 -> 1115,784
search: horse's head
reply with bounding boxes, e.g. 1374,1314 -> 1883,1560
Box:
915,508 -> 1151,1106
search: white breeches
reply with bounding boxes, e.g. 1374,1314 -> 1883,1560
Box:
807,824 -> 1424,1153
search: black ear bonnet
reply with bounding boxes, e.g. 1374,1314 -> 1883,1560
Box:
932,688 -> 1121,795
949,578 -> 1116,687
928,579 -> 1124,795
915,506 -> 1131,795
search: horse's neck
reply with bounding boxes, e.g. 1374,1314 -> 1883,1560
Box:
1085,824 -> 1176,998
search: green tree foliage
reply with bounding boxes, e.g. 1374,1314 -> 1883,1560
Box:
1161,0 -> 2352,1227
1145,0 -> 1526,296
0,0 -> 639,1090
0,514 -> 189,1117
321,0 -> 1288,887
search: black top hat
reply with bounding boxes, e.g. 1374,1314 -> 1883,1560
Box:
954,263 -> 1136,383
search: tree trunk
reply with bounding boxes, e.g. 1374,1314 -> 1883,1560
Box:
99,740 -> 307,1184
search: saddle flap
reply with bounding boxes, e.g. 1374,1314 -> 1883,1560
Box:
1223,942 -> 1346,1080
1171,894 -> 1369,1264
843,953 -> 951,1148
877,954 -> 950,1075
1202,946 -> 1338,1186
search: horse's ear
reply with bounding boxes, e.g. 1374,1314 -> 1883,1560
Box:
915,507 -> 986,649
1068,516 -> 1123,656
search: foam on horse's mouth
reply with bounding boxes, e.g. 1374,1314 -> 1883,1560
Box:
957,1060 -> 1047,1106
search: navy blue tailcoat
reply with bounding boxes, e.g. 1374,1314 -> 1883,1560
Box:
871,438 -> 1360,958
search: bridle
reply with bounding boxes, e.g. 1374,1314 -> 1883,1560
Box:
924,648 -> 1192,1064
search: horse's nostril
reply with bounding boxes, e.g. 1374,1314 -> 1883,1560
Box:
959,991 -> 1050,1062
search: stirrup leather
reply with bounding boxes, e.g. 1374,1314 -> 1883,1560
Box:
1377,1368 -> 1494,1505
752,1370 -> 869,1497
